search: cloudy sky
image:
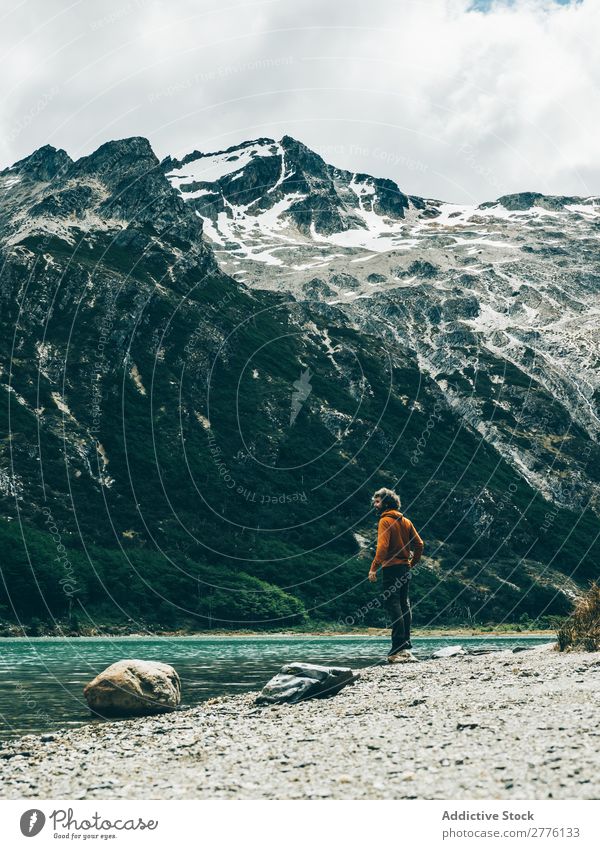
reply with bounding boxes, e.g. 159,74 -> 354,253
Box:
1,0 -> 598,202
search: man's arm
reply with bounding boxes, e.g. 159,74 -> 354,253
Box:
408,522 -> 424,567
369,516 -> 392,580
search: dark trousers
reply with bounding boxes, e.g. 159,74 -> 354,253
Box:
382,564 -> 412,654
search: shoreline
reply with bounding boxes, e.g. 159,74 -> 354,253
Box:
1,644 -> 597,800
0,627 -> 557,640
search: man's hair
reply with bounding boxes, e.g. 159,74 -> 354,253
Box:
372,487 -> 401,510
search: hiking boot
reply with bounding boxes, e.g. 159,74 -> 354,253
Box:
387,650 -> 417,663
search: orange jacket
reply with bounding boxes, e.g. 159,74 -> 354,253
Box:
370,509 -> 424,572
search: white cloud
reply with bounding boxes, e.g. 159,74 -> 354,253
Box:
1,0 -> 598,202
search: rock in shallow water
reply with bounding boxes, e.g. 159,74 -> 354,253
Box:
83,659 -> 181,716
256,662 -> 358,705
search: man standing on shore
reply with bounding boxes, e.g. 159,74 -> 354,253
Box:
368,487 -> 424,662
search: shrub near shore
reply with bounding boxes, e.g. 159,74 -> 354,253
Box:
557,582 -> 600,651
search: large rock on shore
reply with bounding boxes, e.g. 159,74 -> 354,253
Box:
83,659 -> 181,716
256,662 -> 358,705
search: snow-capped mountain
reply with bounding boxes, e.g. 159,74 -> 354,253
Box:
162,135 -> 436,267
164,136 -> 600,513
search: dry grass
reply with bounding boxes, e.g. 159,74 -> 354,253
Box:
557,582 -> 600,652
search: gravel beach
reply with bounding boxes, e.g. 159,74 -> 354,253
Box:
1,644 -> 598,800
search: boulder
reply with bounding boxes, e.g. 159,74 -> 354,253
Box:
431,645 -> 466,659
256,662 -> 358,705
83,659 -> 181,716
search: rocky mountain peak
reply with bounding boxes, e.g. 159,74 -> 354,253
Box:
163,134 -> 419,238
280,134 -> 330,179
5,144 -> 72,183
69,136 -> 159,184
0,136 -> 210,272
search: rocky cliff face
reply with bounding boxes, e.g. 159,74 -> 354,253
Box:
0,135 -> 598,631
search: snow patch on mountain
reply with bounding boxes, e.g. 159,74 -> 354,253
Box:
167,140 -> 280,187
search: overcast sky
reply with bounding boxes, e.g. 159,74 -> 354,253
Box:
1,0 -> 598,202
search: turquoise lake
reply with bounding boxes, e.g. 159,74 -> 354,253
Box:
0,635 -> 552,741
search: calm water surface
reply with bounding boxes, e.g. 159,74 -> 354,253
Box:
0,635 -> 552,741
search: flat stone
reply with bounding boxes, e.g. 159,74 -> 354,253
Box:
256,662 -> 358,705
431,645 -> 466,659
